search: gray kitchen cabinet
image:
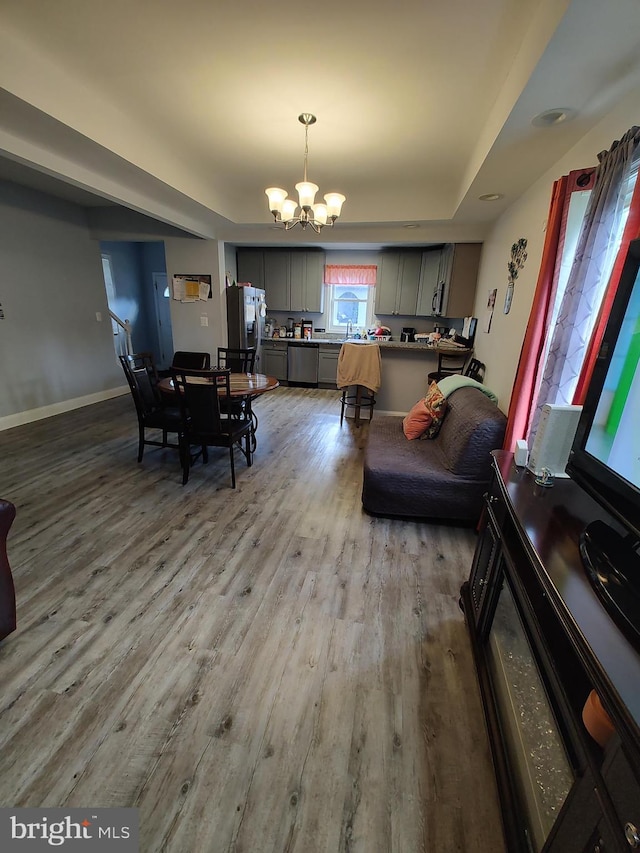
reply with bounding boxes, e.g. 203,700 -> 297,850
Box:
416,247 -> 444,316
264,251 -> 290,312
262,341 -> 288,381
375,250 -> 422,316
290,251 -> 325,313
260,250 -> 325,313
416,243 -> 481,318
236,248 -> 265,289
318,346 -> 339,385
443,243 -> 481,318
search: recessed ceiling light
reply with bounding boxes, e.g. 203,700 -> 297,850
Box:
404,223 -> 420,229
531,108 -> 576,128
479,193 -> 503,202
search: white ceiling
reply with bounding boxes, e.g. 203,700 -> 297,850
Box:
1,0 -> 640,244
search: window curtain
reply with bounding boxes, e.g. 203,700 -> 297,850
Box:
573,159 -> 640,404
532,126 -> 640,438
503,176 -> 571,452
324,265 -> 377,285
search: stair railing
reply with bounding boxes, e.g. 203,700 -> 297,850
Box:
108,310 -> 133,356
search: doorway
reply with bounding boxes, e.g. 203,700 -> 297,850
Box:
153,273 -> 174,369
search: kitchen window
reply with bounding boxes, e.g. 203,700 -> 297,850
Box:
324,264 -> 376,335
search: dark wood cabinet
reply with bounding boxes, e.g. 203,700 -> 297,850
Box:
461,452 -> 640,853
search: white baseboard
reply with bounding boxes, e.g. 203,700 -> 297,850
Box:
376,409 -> 408,417
0,386 -> 129,432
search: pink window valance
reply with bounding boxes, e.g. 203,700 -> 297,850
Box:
323,264 -> 377,285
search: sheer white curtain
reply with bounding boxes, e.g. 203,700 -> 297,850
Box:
530,126 -> 640,440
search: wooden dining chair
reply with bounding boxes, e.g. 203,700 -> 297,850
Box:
172,368 -> 252,487
427,351 -> 470,383
171,351 -> 211,370
216,347 -> 256,373
119,353 -> 183,463
0,498 -> 17,642
464,358 -> 485,382
217,347 -> 258,440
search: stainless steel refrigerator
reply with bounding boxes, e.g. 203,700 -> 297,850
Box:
225,285 -> 267,370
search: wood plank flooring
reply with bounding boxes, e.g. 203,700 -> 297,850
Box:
0,387 -> 505,852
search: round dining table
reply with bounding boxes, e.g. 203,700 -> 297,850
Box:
158,372 -> 279,451
158,372 -> 279,398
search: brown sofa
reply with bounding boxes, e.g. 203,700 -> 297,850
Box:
0,499 -> 17,641
362,387 -> 507,522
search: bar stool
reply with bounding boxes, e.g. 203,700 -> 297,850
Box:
337,342 -> 382,426
427,351 -> 469,383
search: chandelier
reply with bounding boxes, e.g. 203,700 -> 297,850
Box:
265,113 -> 346,233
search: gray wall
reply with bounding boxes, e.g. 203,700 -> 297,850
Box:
163,237 -> 226,354
0,181 -> 124,424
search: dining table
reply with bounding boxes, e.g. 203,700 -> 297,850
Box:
158,372 -> 279,450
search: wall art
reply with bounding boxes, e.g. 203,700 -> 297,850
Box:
505,237 -> 528,314
483,288 -> 497,334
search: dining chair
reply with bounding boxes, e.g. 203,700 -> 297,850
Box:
217,347 -> 258,441
171,351 -> 211,370
119,353 -> 183,463
0,498 -> 17,642
427,351 -> 470,383
216,347 -> 256,373
172,368 -> 253,488
464,358 -> 485,382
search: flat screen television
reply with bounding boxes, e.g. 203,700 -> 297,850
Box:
566,237 -> 640,649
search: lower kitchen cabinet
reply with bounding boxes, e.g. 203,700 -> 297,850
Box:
262,341 -> 288,382
461,452 -> 640,853
318,346 -> 339,386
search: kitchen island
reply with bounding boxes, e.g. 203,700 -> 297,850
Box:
261,337 -> 473,414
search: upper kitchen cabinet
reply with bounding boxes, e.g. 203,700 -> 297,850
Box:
258,249 -> 325,313
416,243 -> 482,318
374,250 -> 423,315
263,250 -> 290,311
236,248 -> 265,289
289,251 -> 325,313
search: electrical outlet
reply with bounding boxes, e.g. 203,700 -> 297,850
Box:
200,316 -> 208,327
95,311 -> 102,322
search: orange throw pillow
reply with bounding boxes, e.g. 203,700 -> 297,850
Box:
402,382 -> 448,440
402,398 -> 433,439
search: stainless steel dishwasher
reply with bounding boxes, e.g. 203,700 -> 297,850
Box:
287,342 -> 319,386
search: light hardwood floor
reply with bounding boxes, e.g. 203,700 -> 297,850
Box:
0,387 -> 505,853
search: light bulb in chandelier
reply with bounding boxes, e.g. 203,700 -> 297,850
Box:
265,114 -> 346,233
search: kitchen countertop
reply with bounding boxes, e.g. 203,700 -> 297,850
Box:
264,337 -> 471,354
